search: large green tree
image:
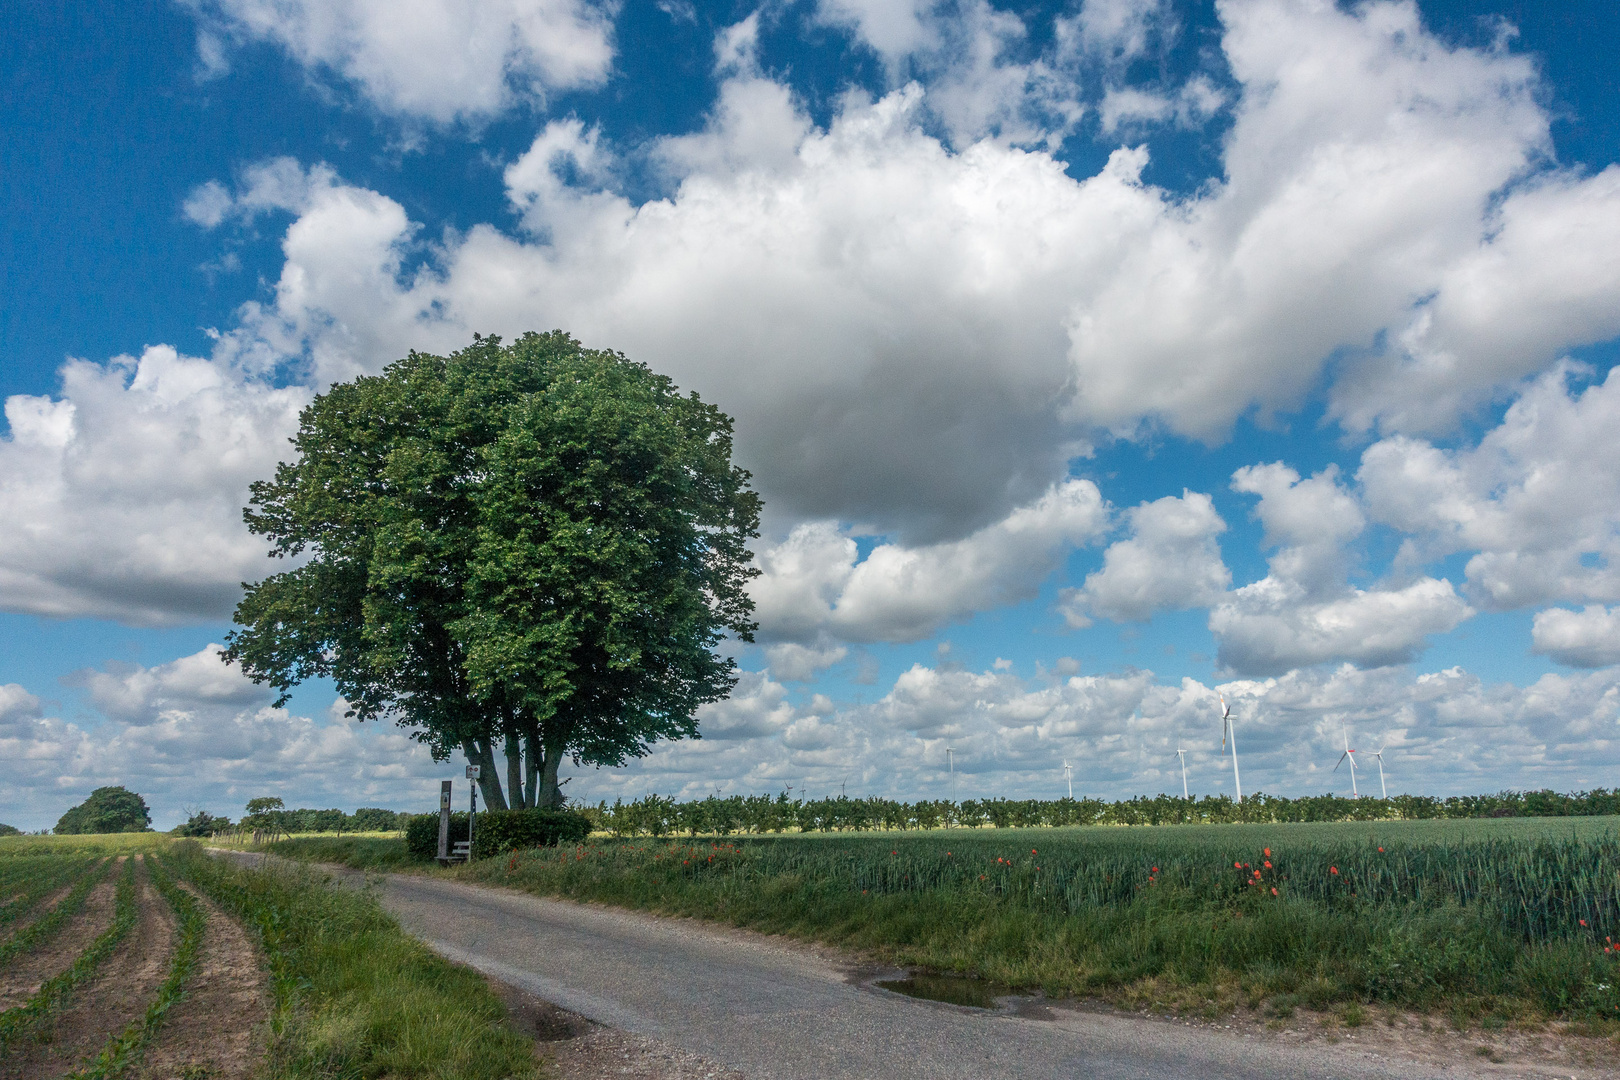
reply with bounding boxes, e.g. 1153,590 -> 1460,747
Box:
54,786 -> 152,834
224,332 -> 760,809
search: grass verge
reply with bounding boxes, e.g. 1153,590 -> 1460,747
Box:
169,841 -> 538,1080
0,858 -> 138,1052
452,829 -> 1620,1030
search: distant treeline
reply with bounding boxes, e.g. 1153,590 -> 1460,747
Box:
581,788 -> 1620,837
175,806 -> 409,836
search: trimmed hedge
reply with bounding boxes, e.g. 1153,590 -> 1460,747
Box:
403,809 -> 591,861
470,810 -> 591,860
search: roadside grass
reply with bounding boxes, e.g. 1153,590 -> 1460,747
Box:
168,840 -> 540,1080
423,820 -> 1620,1029
256,834 -> 419,871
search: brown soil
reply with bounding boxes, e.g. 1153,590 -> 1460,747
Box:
0,876 -> 89,951
137,884 -> 271,1080
0,877 -> 119,1011
0,857 -> 176,1080
491,980 -> 746,1080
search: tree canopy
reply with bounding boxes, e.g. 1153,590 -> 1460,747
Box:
224,331 -> 761,809
54,786 -> 152,834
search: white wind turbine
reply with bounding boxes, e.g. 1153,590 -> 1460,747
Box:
1368,744 -> 1388,800
1219,694 -> 1242,803
1333,727 -> 1360,797
1175,746 -> 1189,799
1062,761 -> 1074,799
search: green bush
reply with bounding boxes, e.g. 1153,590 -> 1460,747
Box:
0,823 -> 20,837
470,809 -> 591,859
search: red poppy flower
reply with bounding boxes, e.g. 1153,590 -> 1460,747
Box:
1330,866 -> 1339,874
1271,888 -> 1278,896
1263,848 -> 1271,857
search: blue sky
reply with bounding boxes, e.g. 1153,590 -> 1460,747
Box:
3,0 -> 1619,830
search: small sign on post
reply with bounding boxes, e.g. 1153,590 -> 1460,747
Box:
436,780 -> 452,863
466,764 -> 481,859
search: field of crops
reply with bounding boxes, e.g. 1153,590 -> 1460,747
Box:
0,836 -> 539,1080
445,816 -> 1620,1025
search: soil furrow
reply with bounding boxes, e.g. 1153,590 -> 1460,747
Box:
0,878 -> 84,951
137,883 -> 270,1080
0,880 -> 117,1011
0,858 -> 176,1080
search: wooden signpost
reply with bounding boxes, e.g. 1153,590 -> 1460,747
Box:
436,780 -> 452,863
466,764 -> 480,858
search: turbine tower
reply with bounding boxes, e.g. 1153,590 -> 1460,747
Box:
1333,727 -> 1360,797
1369,745 -> 1388,800
946,746 -> 956,805
1062,760 -> 1074,799
1175,746 -> 1189,799
1219,693 -> 1242,803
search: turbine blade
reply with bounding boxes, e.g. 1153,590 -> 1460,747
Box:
1333,751 -> 1347,772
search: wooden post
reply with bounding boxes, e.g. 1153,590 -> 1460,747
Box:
466,764 -> 480,859
437,780 -> 452,862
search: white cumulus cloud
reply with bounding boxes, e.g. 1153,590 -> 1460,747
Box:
750,479 -> 1109,644
1058,490 -> 1229,625
0,347 -> 307,623
1532,606 -> 1620,670
187,0 -> 617,125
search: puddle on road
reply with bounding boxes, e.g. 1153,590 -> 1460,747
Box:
875,974 -> 1008,1008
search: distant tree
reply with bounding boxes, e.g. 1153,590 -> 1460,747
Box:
225,332 -> 760,810
172,809 -> 231,837
350,807 -> 403,832
244,796 -> 285,816
0,823 -> 20,837
54,786 -> 152,834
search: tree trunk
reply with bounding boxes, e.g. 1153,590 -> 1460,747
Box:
537,734 -> 567,808
463,738 -> 509,810
523,722 -> 541,809
505,731 -> 525,809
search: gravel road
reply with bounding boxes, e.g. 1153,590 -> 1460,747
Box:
277,866 -> 1522,1080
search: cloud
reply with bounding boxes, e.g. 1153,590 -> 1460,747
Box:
1211,462 -> 1472,674
15,0 -> 1620,629
0,684 -> 42,727
1067,0 -> 1172,64
0,647 -> 444,831
186,0 -> 617,125
1058,490 -> 1229,625
0,347 -> 307,623
750,479 -> 1108,643
1358,362 -> 1620,610
1532,606 -> 1620,669
1211,577 -> 1473,676
1332,165 -> 1620,433
64,644 -> 271,724
762,641 -> 850,682
195,0 -> 1620,528
570,658 -> 1620,804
